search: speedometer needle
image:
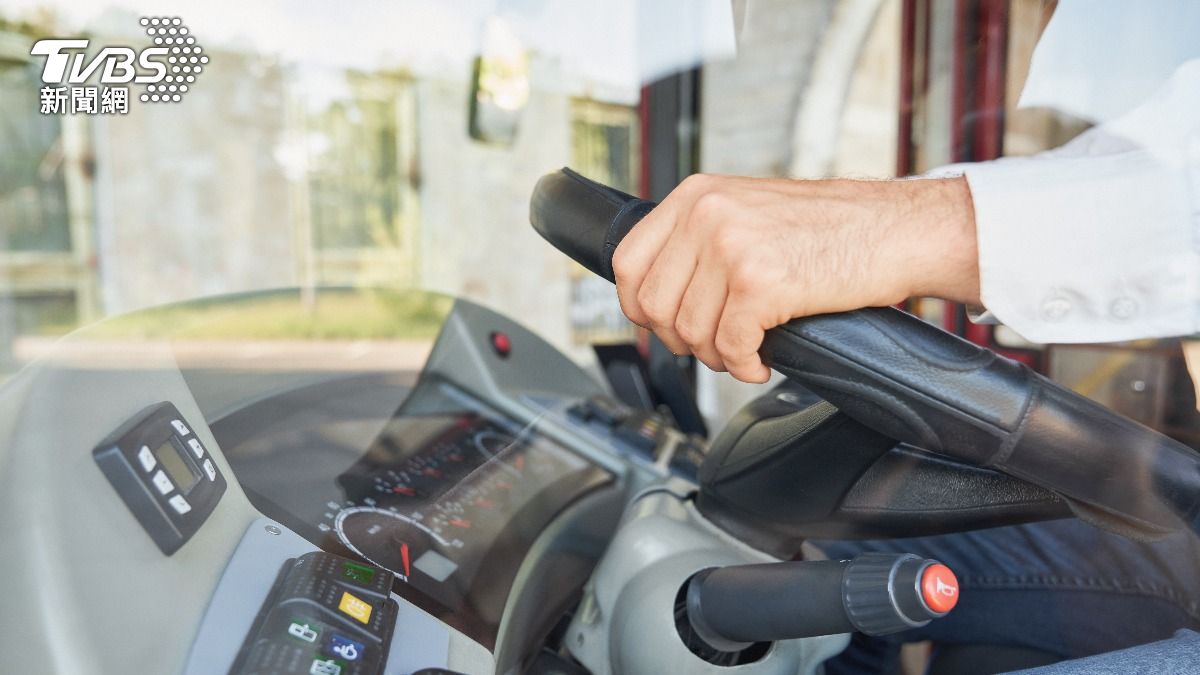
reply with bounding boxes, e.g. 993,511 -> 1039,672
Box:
400,541 -> 411,577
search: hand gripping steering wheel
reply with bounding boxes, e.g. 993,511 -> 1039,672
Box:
530,168 -> 1200,541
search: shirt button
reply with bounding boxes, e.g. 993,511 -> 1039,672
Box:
1041,297 -> 1071,321
1110,297 -> 1138,320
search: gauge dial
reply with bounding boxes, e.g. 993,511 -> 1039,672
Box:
473,429 -> 516,458
334,507 -> 450,582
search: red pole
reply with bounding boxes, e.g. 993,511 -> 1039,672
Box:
973,0 -> 1008,162
638,85 -> 652,199
897,0 -> 918,177
964,0 -> 1018,357
950,0 -> 970,164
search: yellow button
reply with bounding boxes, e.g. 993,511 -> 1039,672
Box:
337,591 -> 373,624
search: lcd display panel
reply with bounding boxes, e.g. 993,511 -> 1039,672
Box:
155,440 -> 199,491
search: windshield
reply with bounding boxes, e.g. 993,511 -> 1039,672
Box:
4,0 -> 1192,435
0,0 -> 735,375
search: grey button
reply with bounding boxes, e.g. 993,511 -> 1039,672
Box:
1041,297 -> 1072,321
1110,297 -> 1138,320
137,445 -> 157,472
202,458 -> 217,481
187,437 -> 205,459
151,469 -> 174,495
168,494 -> 191,514
170,419 -> 190,436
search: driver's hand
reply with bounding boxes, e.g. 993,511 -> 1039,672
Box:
612,174 -> 980,383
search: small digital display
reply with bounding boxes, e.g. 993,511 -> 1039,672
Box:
155,440 -> 199,492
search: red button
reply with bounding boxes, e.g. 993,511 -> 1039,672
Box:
490,331 -> 511,357
920,563 -> 959,614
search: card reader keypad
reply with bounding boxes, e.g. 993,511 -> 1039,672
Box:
230,552 -> 397,675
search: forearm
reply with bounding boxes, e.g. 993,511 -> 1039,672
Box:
885,175 -> 981,307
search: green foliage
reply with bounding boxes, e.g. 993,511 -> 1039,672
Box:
63,288 -> 453,341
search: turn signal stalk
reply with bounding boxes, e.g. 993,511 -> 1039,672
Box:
684,553 -> 958,651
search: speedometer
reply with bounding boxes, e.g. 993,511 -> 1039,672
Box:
219,374 -> 611,649
334,507 -> 457,583
473,429 -> 517,457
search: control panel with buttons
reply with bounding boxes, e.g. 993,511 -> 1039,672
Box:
566,396 -> 712,482
93,401 -> 227,555
229,552 -> 398,675
567,395 -> 669,460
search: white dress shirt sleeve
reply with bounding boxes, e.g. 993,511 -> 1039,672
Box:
960,59 -> 1200,344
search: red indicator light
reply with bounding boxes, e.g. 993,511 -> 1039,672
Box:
490,331 -> 511,358
392,486 -> 416,496
449,518 -> 471,529
921,563 -> 959,614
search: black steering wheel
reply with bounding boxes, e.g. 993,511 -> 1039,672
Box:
530,167 -> 1200,542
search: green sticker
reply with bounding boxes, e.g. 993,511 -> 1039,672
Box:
341,561 -> 376,585
286,618 -> 321,644
308,657 -> 346,675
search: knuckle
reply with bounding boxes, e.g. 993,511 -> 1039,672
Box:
637,289 -> 669,326
714,331 -> 744,361
611,246 -> 635,281
616,291 -> 644,326
643,306 -> 668,327
679,173 -> 712,194
728,258 -> 763,292
710,225 -> 743,260
675,306 -> 714,346
675,315 -> 701,345
689,189 -> 729,224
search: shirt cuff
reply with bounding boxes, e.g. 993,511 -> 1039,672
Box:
963,149 -> 1199,344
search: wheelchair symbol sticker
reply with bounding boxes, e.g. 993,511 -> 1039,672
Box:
328,633 -> 365,662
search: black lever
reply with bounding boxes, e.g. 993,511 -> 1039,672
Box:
683,553 -> 959,649
530,167 -> 1200,539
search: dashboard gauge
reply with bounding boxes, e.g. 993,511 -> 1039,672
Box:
225,375 -> 612,649
473,429 -> 516,458
334,507 -> 451,582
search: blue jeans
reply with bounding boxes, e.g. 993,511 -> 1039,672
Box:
816,518 -> 1200,673
1013,629 -> 1200,674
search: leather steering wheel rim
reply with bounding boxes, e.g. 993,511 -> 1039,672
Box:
530,167 -> 1200,539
